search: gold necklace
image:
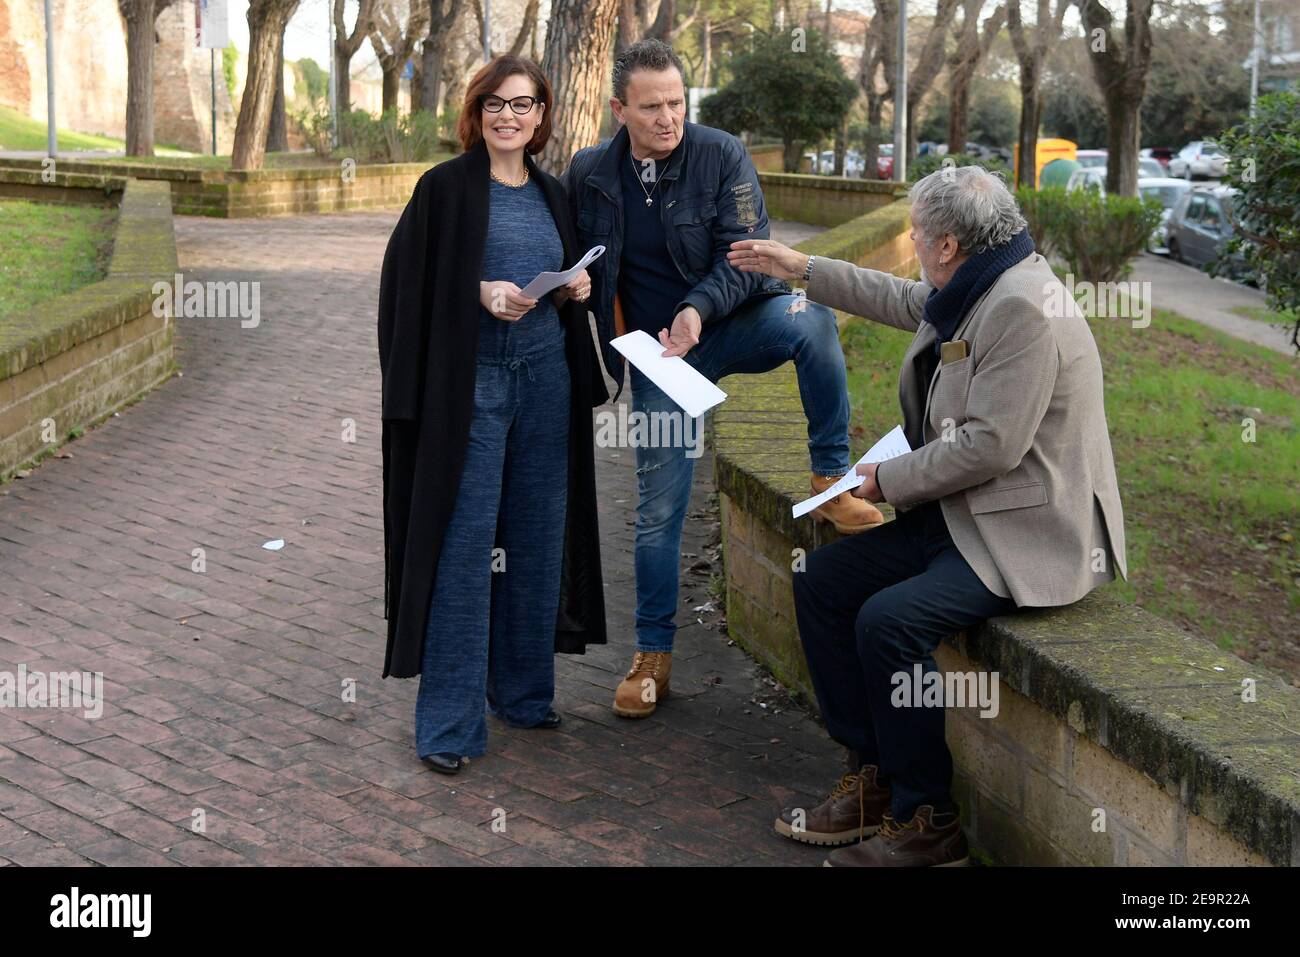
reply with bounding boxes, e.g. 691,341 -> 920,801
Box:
490,165 -> 529,188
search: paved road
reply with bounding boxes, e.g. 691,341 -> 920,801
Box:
1130,252 -> 1293,355
0,209 -> 845,866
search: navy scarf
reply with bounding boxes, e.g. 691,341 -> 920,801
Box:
910,228 -> 1034,449
922,227 -> 1035,354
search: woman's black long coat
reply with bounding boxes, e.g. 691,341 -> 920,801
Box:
377,139 -> 609,678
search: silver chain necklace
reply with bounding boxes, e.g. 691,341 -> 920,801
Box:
631,151 -> 669,207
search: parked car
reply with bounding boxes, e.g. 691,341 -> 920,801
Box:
1138,157 -> 1165,178
1075,149 -> 1108,169
877,143 -> 894,179
1066,167 -> 1107,192
1166,185 -> 1247,277
1140,146 -> 1174,170
844,149 -> 865,178
1138,177 -> 1192,254
1168,141 -> 1228,180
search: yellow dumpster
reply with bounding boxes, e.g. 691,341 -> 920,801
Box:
1014,138 -> 1077,187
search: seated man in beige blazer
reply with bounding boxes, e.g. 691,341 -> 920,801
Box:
728,165 -> 1127,867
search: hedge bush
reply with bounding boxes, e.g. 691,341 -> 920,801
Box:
1015,186 -> 1163,284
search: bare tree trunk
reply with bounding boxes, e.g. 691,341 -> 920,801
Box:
616,0 -> 636,55
782,137 -> 801,173
1007,0 -> 1067,188
266,31 -> 289,153
410,52 -> 424,112
380,65 -> 399,112
1015,63 -> 1041,186
949,68 -> 971,153
232,0 -> 301,171
333,0 -> 376,146
947,0 -> 1005,155
419,0 -> 461,124
902,0 -> 959,170
865,95 -> 885,179
1079,0 -> 1154,197
540,0 -> 618,175
1104,93 -> 1141,194
505,0 -> 539,56
119,0 -> 175,157
369,1 -> 430,116
334,49 -> 352,118
858,6 -> 889,179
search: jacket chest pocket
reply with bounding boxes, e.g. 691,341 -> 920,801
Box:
671,200 -> 717,273
578,209 -> 612,240
928,356 -> 972,433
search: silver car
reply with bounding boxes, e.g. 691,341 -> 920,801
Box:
1139,177 -> 1192,254
1166,185 -> 1247,278
1168,141 -> 1228,180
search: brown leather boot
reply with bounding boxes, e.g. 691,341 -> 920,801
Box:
823,805 -> 970,867
810,472 -> 885,534
612,651 -> 672,718
774,765 -> 891,846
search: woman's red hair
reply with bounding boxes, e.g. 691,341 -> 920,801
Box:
457,56 -> 553,155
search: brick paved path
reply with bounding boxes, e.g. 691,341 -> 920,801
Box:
0,209 -> 842,866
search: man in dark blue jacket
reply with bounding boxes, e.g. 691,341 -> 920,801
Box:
562,39 -> 880,718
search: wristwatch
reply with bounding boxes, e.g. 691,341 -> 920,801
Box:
802,255 -> 816,282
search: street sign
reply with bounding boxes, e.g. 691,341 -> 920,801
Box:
196,0 -> 229,49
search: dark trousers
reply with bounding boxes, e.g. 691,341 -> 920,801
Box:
792,500 -> 1018,821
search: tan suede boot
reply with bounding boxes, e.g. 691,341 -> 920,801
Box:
810,472 -> 885,534
612,651 -> 672,718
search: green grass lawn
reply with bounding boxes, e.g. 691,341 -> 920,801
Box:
79,151 -> 338,170
0,105 -> 194,155
841,301 -> 1300,683
0,200 -> 116,316
1233,303 -> 1297,334
74,149 -> 456,172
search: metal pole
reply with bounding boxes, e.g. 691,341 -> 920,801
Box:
44,0 -> 56,157
1249,0 -> 1261,117
483,0 -> 490,63
329,0 -> 338,150
893,0 -> 907,181
211,48 -> 218,155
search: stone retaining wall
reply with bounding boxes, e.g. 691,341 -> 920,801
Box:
0,176 -> 177,477
712,198 -> 1299,866
0,158 -> 431,218
757,172 -> 902,228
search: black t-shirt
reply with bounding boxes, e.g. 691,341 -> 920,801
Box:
618,144 -> 693,338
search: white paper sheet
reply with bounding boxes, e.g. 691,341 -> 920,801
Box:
519,245 -> 607,299
792,425 -> 912,519
610,330 -> 728,419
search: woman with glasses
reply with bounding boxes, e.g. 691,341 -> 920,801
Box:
378,56 -> 608,775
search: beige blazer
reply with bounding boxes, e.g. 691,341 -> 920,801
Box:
807,253 -> 1128,608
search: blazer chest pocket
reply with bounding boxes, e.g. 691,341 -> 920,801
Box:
928,356 -> 972,429
968,481 -> 1048,515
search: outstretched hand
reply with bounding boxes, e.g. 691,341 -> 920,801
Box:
727,238 -> 809,282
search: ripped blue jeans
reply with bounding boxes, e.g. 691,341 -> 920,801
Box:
630,292 -> 850,652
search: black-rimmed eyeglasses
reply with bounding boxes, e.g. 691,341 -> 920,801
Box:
480,95 -> 540,114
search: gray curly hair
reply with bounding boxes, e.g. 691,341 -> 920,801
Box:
908,164 -> 1027,254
